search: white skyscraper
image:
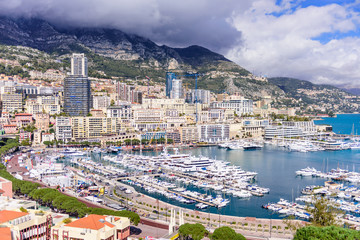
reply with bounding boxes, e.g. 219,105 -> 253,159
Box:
71,53 -> 88,77
170,79 -> 183,99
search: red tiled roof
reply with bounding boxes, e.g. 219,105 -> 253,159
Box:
65,214 -> 115,230
0,227 -> 12,240
0,210 -> 28,224
15,113 -> 32,116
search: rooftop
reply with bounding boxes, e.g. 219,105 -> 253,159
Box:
65,214 -> 115,230
0,227 -> 12,240
0,210 -> 28,224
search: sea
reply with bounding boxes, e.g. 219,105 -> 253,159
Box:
108,114 -> 360,219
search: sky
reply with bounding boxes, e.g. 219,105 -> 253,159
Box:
0,0 -> 360,87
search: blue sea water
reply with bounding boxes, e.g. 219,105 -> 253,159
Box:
314,114 -> 360,135
131,146 -> 360,219
115,114 -> 360,219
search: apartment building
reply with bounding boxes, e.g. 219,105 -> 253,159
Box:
0,210 -> 52,240
52,214 -> 130,240
198,124 -> 230,142
179,126 -> 199,143
107,103 -> 132,119
25,96 -> 60,115
72,117 -> 122,140
55,117 -> 72,143
210,97 -> 253,116
34,113 -> 50,132
1,93 -> 22,113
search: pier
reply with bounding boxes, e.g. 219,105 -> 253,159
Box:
121,176 -> 216,207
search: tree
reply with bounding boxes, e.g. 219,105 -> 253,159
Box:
178,223 -> 208,240
124,139 -> 131,146
23,124 -> 36,133
21,139 -> 31,146
211,226 -> 246,240
294,225 -> 360,240
306,196 -> 343,227
328,111 -> 335,117
43,141 -> 53,147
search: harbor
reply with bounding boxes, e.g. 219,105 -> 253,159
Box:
46,141 -> 360,220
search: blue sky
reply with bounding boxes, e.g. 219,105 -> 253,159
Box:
227,0 -> 360,87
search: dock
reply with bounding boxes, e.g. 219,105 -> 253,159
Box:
121,176 -> 216,207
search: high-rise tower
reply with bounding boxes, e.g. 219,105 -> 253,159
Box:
71,53 -> 88,77
64,53 -> 91,116
165,72 -> 176,97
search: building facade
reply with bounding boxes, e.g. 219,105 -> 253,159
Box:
198,124 -> 230,142
64,54 -> 91,116
1,93 -> 22,113
71,53 -> 88,76
55,117 -> 72,143
210,98 -> 253,116
52,214 -> 130,240
165,72 -> 176,97
170,79 -> 183,99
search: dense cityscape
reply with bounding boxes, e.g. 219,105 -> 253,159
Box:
1,1 -> 360,240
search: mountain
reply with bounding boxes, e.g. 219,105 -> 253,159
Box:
268,77 -> 358,113
0,16 -> 284,98
340,88 -> 360,96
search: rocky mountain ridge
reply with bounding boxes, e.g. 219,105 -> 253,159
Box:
0,16 -> 358,114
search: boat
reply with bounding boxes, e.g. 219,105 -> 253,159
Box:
195,203 -> 208,209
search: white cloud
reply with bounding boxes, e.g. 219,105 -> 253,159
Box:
226,0 -> 360,87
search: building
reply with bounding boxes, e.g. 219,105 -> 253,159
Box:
29,69 -> 65,81
107,104 -> 132,119
133,108 -> 165,131
25,96 -> 61,115
55,117 -> 72,143
71,53 -> 88,76
180,126 -> 199,143
129,90 -> 143,104
166,72 -> 176,97
0,210 -> 52,240
210,98 -> 253,116
92,95 -> 110,110
34,113 -> 50,132
19,131 -> 32,142
166,130 -> 181,143
72,117 -> 123,140
3,125 -> 17,134
64,54 -> 91,116
15,113 -> 33,128
0,177 -> 12,198
198,124 -> 230,142
170,79 -> 183,99
116,82 -> 129,101
90,109 -> 105,117
282,121 -> 317,135
52,214 -> 130,240
1,93 -> 22,113
42,133 -> 55,144
33,130 -> 42,145
186,89 -> 211,104
264,126 -> 304,139
239,119 -> 269,138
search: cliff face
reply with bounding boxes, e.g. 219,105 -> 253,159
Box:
0,17 -> 229,66
0,16 -> 281,98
